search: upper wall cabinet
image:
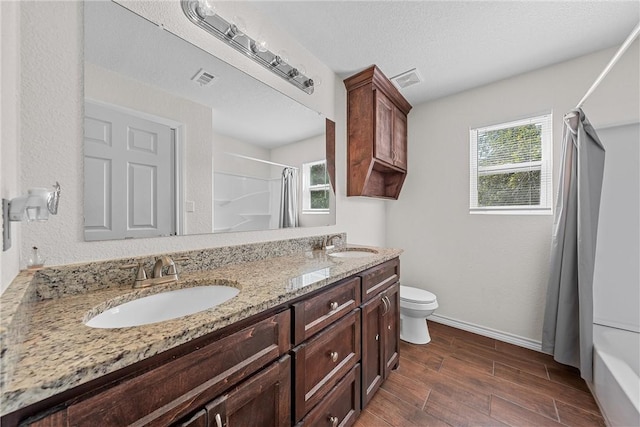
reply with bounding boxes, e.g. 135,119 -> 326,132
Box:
344,66 -> 412,199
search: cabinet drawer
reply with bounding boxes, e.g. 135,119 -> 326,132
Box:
293,276 -> 361,345
67,310 -> 291,426
295,364 -> 361,427
293,310 -> 361,422
360,258 -> 399,302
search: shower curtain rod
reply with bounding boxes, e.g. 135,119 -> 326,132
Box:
224,152 -> 298,170
574,21 -> 640,110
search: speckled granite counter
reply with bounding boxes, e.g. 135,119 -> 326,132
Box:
0,235 -> 401,417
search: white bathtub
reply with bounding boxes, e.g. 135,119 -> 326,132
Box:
592,324 -> 640,427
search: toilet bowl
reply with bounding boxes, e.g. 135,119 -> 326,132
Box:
399,286 -> 438,344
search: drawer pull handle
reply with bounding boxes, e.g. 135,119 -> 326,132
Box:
375,334 -> 379,341
329,301 -> 339,311
215,413 -> 223,427
330,351 -> 339,362
329,415 -> 339,427
388,325 -> 392,330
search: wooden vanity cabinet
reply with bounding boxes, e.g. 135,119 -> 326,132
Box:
17,258 -> 401,427
358,259 -> 400,408
344,66 -> 412,199
26,310 -> 291,427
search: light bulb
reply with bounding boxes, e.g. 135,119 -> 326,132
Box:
196,0 -> 216,17
276,50 -> 290,65
252,38 -> 269,53
231,16 -> 246,36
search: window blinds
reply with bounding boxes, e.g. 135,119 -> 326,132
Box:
470,114 -> 552,213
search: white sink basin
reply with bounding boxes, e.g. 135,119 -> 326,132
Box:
85,285 -> 239,329
329,248 -> 378,258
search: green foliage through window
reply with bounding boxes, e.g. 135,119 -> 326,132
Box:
470,114 -> 551,212
303,160 -> 330,211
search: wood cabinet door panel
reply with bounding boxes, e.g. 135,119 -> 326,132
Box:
67,310 -> 290,426
361,258 -> 399,302
360,295 -> 384,408
392,109 -> 407,170
374,90 -> 394,166
293,277 -> 361,344
206,356 -> 291,427
293,310 -> 361,422
383,283 -> 400,376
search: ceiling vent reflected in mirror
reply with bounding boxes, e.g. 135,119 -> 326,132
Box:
191,68 -> 216,87
390,68 -> 422,90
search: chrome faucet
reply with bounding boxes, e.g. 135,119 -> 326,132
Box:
120,256 -> 188,288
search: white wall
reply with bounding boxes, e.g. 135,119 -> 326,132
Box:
387,42 -> 640,342
592,123 -> 640,333
0,0 -> 386,283
0,1 -> 21,293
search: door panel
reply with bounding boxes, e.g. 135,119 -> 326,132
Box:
361,295 -> 383,408
84,102 -> 175,240
383,283 -> 400,375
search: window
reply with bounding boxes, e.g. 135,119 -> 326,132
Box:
470,114 -> 552,214
302,160 -> 330,213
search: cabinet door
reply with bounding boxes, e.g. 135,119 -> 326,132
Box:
205,355 -> 291,427
360,295 -> 384,408
392,109 -> 407,170
382,283 -> 400,376
374,90 -> 395,166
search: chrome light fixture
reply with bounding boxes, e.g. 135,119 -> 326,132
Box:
2,182 -> 61,251
181,0 -> 315,94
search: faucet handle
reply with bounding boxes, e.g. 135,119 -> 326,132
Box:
120,262 -> 148,284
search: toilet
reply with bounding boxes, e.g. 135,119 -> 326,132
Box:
399,286 -> 438,344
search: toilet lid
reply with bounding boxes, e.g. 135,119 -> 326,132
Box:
400,286 -> 437,304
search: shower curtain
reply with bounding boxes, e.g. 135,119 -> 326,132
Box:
542,108 -> 605,381
279,167 -> 298,228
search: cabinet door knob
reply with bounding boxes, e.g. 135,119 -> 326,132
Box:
215,413 -> 223,427
375,334 -> 379,341
329,351 -> 339,362
329,415 -> 339,427
388,325 -> 392,330
329,301 -> 339,311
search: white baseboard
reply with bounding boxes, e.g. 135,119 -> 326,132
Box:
428,314 -> 543,353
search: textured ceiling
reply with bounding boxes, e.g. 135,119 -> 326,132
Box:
249,1 -> 640,105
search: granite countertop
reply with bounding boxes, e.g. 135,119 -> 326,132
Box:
0,245 -> 402,417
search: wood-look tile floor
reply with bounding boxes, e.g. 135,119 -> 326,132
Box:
355,321 -> 605,427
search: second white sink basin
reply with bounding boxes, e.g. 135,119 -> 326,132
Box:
329,248 -> 378,258
85,285 -> 239,329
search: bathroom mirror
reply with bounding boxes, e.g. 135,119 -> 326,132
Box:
83,1 -> 335,241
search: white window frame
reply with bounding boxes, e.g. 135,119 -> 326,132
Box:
302,160 -> 330,214
469,113 -> 552,215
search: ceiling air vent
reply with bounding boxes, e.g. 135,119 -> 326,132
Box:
191,68 -> 216,87
390,68 -> 422,90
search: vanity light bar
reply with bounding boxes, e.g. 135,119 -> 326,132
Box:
181,0 -> 315,95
